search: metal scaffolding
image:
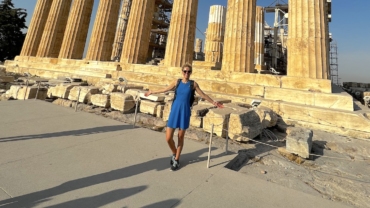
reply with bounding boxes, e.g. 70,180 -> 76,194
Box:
330,39 -> 340,85
111,0 -> 132,61
264,0 -> 288,75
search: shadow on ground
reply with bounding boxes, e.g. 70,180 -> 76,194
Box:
0,125 -> 132,143
0,147 -> 226,208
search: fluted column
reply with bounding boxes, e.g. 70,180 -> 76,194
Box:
120,0 -> 155,64
36,0 -> 72,58
164,0 -> 198,67
59,0 -> 94,59
287,0 -> 330,79
195,39 -> 203,53
111,0 -> 132,61
254,6 -> 265,70
204,5 -> 226,63
85,0 -> 121,61
20,0 -> 53,56
222,0 -> 256,72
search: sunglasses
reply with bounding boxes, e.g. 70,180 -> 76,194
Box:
183,70 -> 192,74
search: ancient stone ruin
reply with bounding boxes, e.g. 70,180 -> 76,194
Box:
1,0 -> 370,145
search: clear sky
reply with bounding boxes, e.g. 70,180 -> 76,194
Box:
12,0 -> 370,83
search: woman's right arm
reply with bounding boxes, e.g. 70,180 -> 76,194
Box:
145,80 -> 177,96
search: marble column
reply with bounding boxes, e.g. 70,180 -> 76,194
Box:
59,0 -> 94,59
85,0 -> 121,61
164,0 -> 198,67
204,5 -> 226,63
20,0 -> 53,57
120,0 -> 155,64
111,0 -> 132,61
254,6 -> 265,71
222,0 -> 256,72
287,0 -> 330,79
36,0 -> 72,58
195,38 -> 203,53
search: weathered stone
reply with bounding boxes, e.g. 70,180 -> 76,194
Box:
0,68 -> 5,76
265,87 -> 353,111
280,102 -> 370,133
164,95 -> 174,102
36,0 -> 72,58
85,0 -> 121,61
286,127 -> 313,159
0,76 -> 15,83
190,116 -> 202,128
47,84 -> 75,98
17,86 -> 48,100
198,98 -> 232,106
255,106 -> 278,128
101,83 -> 118,93
68,86 -> 99,103
191,104 -> 214,117
111,0 -> 131,60
53,98 -> 73,107
204,5 -> 226,63
59,0 -> 94,59
280,77 -> 332,93
139,92 -> 165,102
241,124 -> 263,140
162,101 -> 173,121
110,92 -> 135,112
222,0 -> 256,72
117,85 -> 144,93
255,6 -> 265,71
20,0 -> 53,56
229,109 -> 261,139
203,107 -> 234,137
223,102 -> 252,111
277,147 -> 306,164
288,0 -> 329,79
0,93 -> 12,101
120,0 -> 155,64
125,89 -> 143,98
164,0 -> 198,67
167,91 -> 175,96
91,94 -> 110,108
7,85 -> 22,98
156,104 -> 165,118
140,100 -> 160,115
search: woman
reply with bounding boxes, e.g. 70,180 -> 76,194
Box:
145,64 -> 224,171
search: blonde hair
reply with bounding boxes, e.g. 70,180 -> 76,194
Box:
181,64 -> 192,71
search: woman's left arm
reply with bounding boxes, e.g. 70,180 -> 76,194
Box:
194,82 -> 224,108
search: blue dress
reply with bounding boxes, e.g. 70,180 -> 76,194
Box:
167,81 -> 192,129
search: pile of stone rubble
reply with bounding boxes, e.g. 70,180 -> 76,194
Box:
343,82 -> 370,108
1,75 -> 281,144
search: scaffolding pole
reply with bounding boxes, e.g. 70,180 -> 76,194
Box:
330,40 -> 339,85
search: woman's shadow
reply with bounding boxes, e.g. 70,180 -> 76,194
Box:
0,147 -> 226,208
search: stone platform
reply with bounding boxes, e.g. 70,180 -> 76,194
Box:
4,57 -> 370,139
0,100 -> 351,208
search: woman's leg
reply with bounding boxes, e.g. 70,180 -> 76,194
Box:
175,129 -> 186,160
166,127 -> 177,155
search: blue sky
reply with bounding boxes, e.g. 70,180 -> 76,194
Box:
12,0 -> 370,83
